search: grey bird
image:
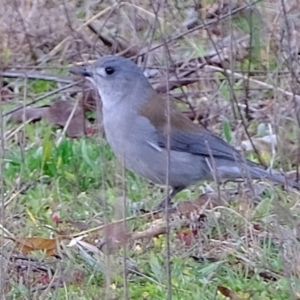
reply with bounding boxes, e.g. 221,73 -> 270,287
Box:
70,55 -> 299,209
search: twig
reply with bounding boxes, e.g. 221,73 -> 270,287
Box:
0,71 -> 72,84
38,3 -> 121,63
205,65 -> 300,101
136,0 -> 263,59
2,80 -> 81,117
56,97 -> 80,147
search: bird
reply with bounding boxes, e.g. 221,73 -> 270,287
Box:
70,55 -> 299,210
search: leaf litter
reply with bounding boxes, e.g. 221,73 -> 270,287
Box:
1,0 -> 300,298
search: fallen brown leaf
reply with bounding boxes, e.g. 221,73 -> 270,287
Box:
44,99 -> 87,138
218,286 -> 248,300
5,236 -> 64,257
7,106 -> 49,123
6,100 -> 89,138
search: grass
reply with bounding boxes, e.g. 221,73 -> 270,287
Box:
2,72 -> 300,298
1,0 -> 300,298
2,119 -> 300,299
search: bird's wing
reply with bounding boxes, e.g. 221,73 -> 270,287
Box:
155,113 -> 244,162
139,93 -> 245,162
157,129 -> 243,161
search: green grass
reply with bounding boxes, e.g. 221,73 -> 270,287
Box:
2,4 -> 300,295
2,114 -> 300,299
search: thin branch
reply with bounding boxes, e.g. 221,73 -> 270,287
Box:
205,65 -> 300,101
0,71 -> 72,84
2,81 -> 80,117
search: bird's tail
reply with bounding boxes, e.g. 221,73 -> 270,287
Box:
246,161 -> 300,190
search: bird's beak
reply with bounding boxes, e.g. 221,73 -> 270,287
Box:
69,66 -> 93,78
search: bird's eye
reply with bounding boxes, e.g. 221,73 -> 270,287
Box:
105,67 -> 115,75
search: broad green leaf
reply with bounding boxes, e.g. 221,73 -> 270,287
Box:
222,119 -> 232,143
81,139 -> 94,170
42,131 -> 53,163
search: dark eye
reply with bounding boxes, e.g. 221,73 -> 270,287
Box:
105,67 -> 115,75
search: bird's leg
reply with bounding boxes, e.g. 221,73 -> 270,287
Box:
154,186 -> 185,211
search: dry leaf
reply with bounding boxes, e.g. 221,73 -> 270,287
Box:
6,236 -> 62,257
1,84 -> 14,101
176,230 -> 195,246
7,106 -> 49,123
6,100 -> 89,138
44,99 -> 87,138
218,286 -> 247,300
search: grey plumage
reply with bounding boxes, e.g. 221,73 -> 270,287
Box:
70,56 -> 299,209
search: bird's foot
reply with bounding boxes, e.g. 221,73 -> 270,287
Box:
153,198 -> 176,213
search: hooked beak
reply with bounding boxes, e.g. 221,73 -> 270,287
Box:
69,66 -> 93,78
